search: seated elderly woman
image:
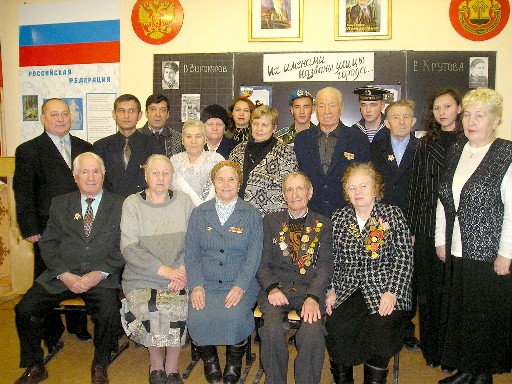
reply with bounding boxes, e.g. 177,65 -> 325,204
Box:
185,161 -> 263,384
120,154 -> 195,384
257,171 -> 334,384
326,162 -> 413,384
229,105 -> 298,216
170,119 -> 224,206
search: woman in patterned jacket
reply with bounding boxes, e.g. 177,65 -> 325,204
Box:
229,105 -> 298,216
326,162 -> 413,384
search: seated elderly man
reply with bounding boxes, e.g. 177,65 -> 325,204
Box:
256,171 -> 334,384
14,152 -> 125,384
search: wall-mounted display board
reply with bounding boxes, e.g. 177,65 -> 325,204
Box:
153,51 -> 496,132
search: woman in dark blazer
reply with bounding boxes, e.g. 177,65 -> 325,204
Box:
405,88 -> 463,371
326,162 -> 413,384
185,161 -> 263,384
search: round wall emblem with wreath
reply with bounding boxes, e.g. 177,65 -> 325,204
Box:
131,0 -> 184,45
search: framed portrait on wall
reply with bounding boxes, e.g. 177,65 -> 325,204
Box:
249,0 -> 303,41
335,0 -> 391,40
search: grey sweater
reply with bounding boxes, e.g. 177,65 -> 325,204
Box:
121,190 -> 195,294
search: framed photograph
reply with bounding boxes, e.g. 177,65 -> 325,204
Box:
249,0 -> 303,42
335,0 -> 391,40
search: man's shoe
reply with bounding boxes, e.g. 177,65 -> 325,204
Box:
442,365 -> 456,374
91,365 -> 109,384
426,360 -> 440,368
403,336 -> 420,351
165,373 -> 184,384
438,370 -> 473,384
14,366 -> 48,384
71,330 -> 92,342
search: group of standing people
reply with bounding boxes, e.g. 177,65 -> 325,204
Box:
10,84 -> 512,384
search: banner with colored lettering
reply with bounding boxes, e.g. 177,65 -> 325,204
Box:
19,0 -> 120,143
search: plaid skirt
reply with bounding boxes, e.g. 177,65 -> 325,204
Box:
120,288 -> 188,348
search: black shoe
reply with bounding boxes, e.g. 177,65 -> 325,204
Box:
426,360 -> 440,368
403,336 -> 420,351
149,370 -> 166,384
438,370 -> 473,384
196,345 -> 222,383
223,342 -> 247,384
14,365 -> 48,384
165,373 -> 184,384
70,329 -> 92,342
470,373 -> 493,384
363,364 -> 388,384
441,365 -> 456,374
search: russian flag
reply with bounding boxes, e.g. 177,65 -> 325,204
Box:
19,0 -> 120,67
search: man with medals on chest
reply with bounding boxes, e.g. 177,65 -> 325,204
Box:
256,171 -> 334,384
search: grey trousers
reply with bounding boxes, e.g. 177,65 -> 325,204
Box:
258,296 -> 327,384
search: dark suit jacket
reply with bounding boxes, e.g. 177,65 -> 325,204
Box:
93,130 -> 164,197
371,133 -> 419,211
37,190 -> 125,294
139,122 -> 183,158
257,210 -> 333,303
294,123 -> 371,218
13,132 -> 93,238
204,137 -> 236,159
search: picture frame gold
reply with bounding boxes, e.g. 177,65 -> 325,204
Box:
249,0 -> 304,42
335,0 -> 392,40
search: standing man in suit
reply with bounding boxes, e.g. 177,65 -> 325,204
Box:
13,98 -> 93,349
371,99 -> 420,351
294,87 -> 371,218
14,152 -> 125,384
138,94 -> 182,158
93,94 -> 164,198
352,86 -> 390,143
257,171 -> 333,384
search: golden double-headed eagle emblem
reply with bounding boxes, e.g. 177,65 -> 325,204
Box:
137,0 -> 175,40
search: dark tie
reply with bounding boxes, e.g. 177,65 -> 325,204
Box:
83,198 -> 94,237
123,137 -> 131,169
154,131 -> 161,140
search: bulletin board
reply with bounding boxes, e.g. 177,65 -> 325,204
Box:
153,50 -> 496,131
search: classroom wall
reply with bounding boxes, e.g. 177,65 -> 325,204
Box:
1,0 -> 511,156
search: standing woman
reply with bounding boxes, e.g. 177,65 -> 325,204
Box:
326,163 -> 413,384
405,88 -> 463,371
226,97 -> 255,144
120,154 -> 195,384
435,88 -> 512,384
185,161 -> 263,384
201,104 -> 237,159
170,119 -> 224,206
229,105 -> 298,216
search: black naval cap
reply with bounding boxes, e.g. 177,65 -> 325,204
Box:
353,86 -> 390,101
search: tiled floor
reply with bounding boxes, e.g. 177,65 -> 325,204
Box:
1,296 -> 511,384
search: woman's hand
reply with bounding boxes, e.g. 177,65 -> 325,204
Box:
325,290 -> 336,316
225,286 -> 244,308
190,286 -> 206,310
494,255 -> 511,276
436,245 -> 446,262
379,291 -> 397,316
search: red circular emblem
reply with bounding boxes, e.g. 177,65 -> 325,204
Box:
450,0 -> 510,41
131,0 -> 184,45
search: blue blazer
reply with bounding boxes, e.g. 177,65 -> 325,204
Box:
294,123 -> 371,218
185,198 -> 263,296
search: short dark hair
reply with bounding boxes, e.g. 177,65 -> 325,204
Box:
114,94 -> 141,112
145,94 -> 170,111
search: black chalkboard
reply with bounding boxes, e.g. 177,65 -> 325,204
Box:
153,51 -> 496,132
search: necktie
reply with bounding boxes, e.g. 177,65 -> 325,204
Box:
154,131 -> 161,140
83,198 -> 94,237
59,139 -> 71,169
123,137 -> 131,169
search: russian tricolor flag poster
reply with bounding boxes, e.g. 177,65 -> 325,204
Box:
19,0 -> 120,143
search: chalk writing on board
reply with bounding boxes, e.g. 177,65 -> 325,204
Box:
263,52 -> 374,82
413,60 -> 464,72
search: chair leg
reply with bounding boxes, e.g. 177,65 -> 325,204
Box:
239,335 -> 255,384
182,342 -> 201,379
393,352 -> 399,384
